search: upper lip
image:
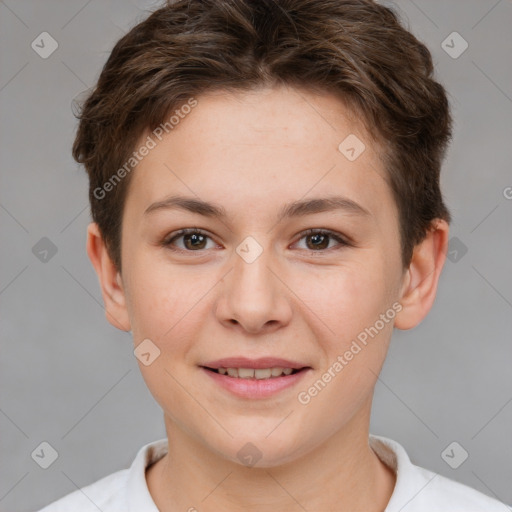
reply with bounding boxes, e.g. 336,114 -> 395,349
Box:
201,357 -> 310,370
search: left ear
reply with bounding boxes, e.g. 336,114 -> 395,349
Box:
394,219 -> 449,330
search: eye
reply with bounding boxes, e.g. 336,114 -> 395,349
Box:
162,227 -> 350,254
162,228 -> 217,252
293,229 -> 350,251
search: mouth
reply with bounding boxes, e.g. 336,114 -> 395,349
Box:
199,357 -> 312,399
201,366 -> 305,379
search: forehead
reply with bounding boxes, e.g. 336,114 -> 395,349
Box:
124,85 -> 394,224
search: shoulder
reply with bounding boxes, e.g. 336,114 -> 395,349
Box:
409,465 -> 509,511
35,438 -> 168,512
370,435 -> 510,512
36,469 -> 129,512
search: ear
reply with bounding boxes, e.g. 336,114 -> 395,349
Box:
394,219 -> 449,330
86,222 -> 131,332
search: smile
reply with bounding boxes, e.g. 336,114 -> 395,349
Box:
200,362 -> 311,399
206,367 -> 299,379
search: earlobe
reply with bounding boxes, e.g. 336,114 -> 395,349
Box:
394,219 -> 449,330
86,222 -> 131,332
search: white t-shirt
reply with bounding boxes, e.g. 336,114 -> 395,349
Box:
36,435 -> 509,511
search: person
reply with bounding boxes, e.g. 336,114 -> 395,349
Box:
37,0 -> 509,510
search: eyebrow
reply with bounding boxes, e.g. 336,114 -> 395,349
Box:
144,194 -> 370,221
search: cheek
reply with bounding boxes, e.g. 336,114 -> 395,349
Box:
124,257 -> 185,340
126,256 -> 218,352
297,270 -> 394,421
294,259 -> 397,401
298,260 -> 392,333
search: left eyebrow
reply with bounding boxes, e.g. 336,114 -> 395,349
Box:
276,196 -> 371,221
143,194 -> 370,220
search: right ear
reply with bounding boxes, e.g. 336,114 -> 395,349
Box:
86,222 -> 131,332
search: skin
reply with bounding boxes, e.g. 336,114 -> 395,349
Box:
87,84 -> 449,511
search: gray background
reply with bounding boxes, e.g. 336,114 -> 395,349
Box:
1,0 -> 511,510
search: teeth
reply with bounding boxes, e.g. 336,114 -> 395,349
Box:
217,367 -> 297,379
227,368 -> 238,377
254,368 -> 272,379
238,368 -> 254,379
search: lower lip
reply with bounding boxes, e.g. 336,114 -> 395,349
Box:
201,367 -> 311,399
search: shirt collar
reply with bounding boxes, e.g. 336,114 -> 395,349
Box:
125,434 -> 420,511
126,437 -> 168,512
369,434 -> 433,512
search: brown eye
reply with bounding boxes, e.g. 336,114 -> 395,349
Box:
183,232 -> 207,250
163,229 -> 215,251
295,229 -> 349,252
306,232 -> 330,250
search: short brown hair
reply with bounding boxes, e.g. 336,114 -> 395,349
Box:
73,0 -> 452,272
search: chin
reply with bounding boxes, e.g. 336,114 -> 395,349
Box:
213,426 -> 311,469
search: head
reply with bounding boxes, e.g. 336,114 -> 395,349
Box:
78,0 -> 452,466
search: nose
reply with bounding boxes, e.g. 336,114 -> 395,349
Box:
214,242 -> 293,334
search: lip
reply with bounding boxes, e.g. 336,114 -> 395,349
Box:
200,357 -> 312,399
202,357 -> 308,370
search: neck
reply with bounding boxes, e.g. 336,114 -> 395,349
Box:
146,400 -> 396,512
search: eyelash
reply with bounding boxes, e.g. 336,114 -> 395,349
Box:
162,228 -> 351,254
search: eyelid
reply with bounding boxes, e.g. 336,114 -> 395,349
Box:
163,227 -> 210,243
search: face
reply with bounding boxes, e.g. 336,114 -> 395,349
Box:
116,85 -> 407,466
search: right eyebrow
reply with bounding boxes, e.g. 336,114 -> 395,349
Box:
144,195 -> 227,218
